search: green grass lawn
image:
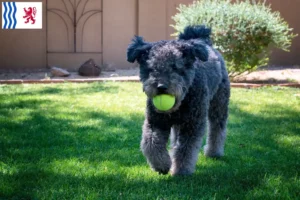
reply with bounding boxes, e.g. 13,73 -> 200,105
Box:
0,82 -> 299,200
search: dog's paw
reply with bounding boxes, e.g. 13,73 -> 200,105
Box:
157,169 -> 170,175
170,168 -> 193,176
170,165 -> 194,176
152,160 -> 171,175
148,154 -> 171,175
152,166 -> 170,175
204,145 -> 224,158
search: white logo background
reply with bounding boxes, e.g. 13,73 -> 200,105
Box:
2,2 -> 42,29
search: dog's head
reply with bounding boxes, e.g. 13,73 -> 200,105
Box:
127,25 -> 216,113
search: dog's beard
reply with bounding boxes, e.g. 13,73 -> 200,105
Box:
143,79 -> 188,113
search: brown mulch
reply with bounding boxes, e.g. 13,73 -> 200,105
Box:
233,66 -> 300,84
0,66 -> 300,88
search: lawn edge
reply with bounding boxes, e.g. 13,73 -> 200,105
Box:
0,78 -> 300,88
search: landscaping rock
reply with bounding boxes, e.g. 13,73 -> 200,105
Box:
78,59 -> 101,76
110,73 -> 119,77
50,66 -> 70,77
21,73 -> 28,78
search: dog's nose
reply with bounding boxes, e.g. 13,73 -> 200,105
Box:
157,83 -> 168,92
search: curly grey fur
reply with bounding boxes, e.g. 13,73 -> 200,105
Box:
127,25 -> 230,176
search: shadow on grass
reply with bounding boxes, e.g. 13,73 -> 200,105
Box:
0,82 -> 120,96
0,99 -> 53,110
0,88 -> 299,199
0,110 -> 144,164
0,91 -> 145,198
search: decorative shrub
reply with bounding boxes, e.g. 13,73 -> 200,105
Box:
172,0 -> 297,77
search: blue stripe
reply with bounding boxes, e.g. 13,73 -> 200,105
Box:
3,2 -> 8,29
12,2 -> 17,29
8,2 -> 12,29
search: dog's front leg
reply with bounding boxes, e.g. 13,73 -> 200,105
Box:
141,119 -> 171,175
170,122 -> 206,176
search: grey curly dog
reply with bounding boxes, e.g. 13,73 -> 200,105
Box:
127,25 -> 230,176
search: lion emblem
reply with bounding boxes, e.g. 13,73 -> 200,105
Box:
23,7 -> 37,24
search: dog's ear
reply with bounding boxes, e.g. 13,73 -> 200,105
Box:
127,36 -> 152,63
191,41 -> 209,62
181,42 -> 208,62
181,41 -> 218,63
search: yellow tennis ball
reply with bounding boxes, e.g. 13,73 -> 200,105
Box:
152,94 -> 175,111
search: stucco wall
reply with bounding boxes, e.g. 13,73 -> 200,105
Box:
47,0 -> 103,70
0,0 -> 299,71
102,0 -> 137,69
0,0 -> 46,71
265,0 -> 300,66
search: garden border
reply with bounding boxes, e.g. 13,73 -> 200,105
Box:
0,78 -> 300,88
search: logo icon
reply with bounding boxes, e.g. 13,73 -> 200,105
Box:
2,2 -> 42,29
23,7 -> 36,24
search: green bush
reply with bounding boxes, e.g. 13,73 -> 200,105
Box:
172,0 -> 297,77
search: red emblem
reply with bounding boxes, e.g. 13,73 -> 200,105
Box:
23,7 -> 37,24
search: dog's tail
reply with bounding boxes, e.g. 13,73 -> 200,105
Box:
178,25 -> 212,46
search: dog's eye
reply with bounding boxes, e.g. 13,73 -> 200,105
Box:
171,64 -> 177,70
146,67 -> 156,74
138,52 -> 149,63
171,64 -> 183,73
141,53 -> 147,58
173,66 -> 185,75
